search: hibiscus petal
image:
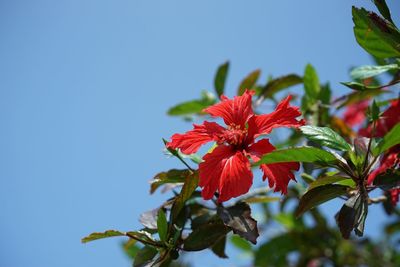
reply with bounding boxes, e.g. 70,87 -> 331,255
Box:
199,145 -> 253,202
247,138 -> 299,194
204,90 -> 254,128
167,121 -> 225,154
260,162 -> 299,194
247,95 -> 304,139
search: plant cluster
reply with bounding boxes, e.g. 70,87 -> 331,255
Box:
83,2 -> 400,266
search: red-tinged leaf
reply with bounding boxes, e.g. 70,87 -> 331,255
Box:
217,202 -> 259,244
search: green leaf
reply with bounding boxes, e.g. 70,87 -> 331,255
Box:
133,246 -> 158,267
170,171 -> 199,222
150,169 -> 191,194
373,0 -> 394,24
259,74 -> 302,98
350,64 -> 399,80
214,61 -> 229,96
352,7 -> 400,58
183,222 -> 230,251
217,202 -> 259,244
81,230 -> 126,243
373,123 -> 400,156
157,209 -> 168,243
296,185 -> 349,217
303,64 -> 320,100
167,91 -> 216,116
300,126 -> 353,151
230,235 -> 252,252
307,175 -> 355,191
373,170 -> 400,190
237,69 -> 261,96
254,147 -> 338,166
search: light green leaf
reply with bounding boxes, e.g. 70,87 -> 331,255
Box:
254,147 -> 338,166
81,230 -> 125,243
307,176 -> 355,191
372,123 -> 400,156
350,64 -> 399,80
238,69 -> 261,96
230,235 -> 252,252
244,196 -> 280,204
214,61 -> 229,96
303,64 -> 320,100
167,91 -> 216,116
352,7 -> 400,58
300,126 -> 352,151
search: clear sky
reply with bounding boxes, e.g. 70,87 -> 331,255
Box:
1,1 -> 400,267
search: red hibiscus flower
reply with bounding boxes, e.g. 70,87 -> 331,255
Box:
167,90 -> 305,202
359,100 -> 400,199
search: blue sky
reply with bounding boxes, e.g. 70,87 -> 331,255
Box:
1,1 -> 400,266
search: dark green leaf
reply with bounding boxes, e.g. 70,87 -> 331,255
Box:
134,246 -> 158,267
303,64 -> 320,100
259,74 -> 302,98
300,126 -> 352,151
350,64 -> 399,80
237,69 -> 261,96
211,235 -> 228,258
217,202 -> 259,244
370,100 -> 380,121
214,61 -> 229,96
81,230 -> 125,243
230,235 -> 252,252
296,185 -> 349,217
373,0 -> 394,24
183,222 -> 230,251
167,91 -> 216,116
170,171 -> 199,222
373,123 -> 400,156
157,209 -> 168,243
373,170 -> 400,190
308,176 -> 355,191
150,169 -> 191,194
254,147 -> 338,166
352,7 -> 400,58
336,193 -> 368,239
